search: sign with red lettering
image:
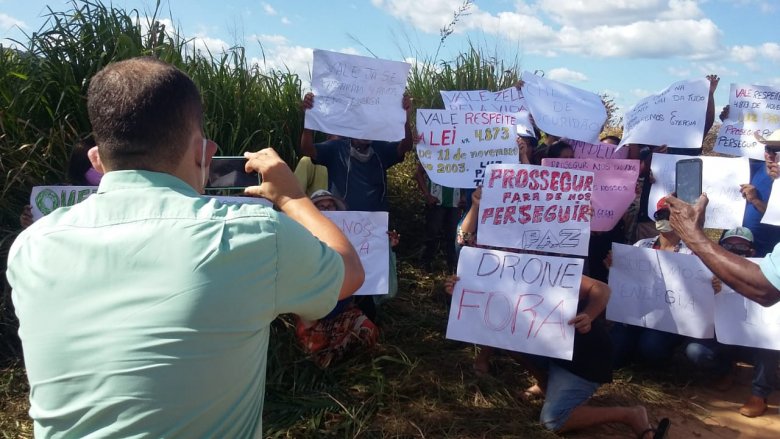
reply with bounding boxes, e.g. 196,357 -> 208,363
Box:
607,243 -> 715,339
649,154 -> 749,229
570,139 -> 628,159
477,163 -> 594,256
416,109 -> 520,188
619,79 -> 709,149
321,211 -> 389,296
446,246 -> 582,360
305,50 -> 411,141
714,83 -> 780,160
520,71 -> 606,144
542,158 -> 639,231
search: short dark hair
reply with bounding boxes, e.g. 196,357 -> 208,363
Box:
67,136 -> 97,185
548,140 -> 573,158
600,135 -> 621,145
87,57 -> 203,170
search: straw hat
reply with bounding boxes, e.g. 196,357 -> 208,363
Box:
754,129 -> 780,148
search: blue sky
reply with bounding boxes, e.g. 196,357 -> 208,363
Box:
1,0 -> 778,113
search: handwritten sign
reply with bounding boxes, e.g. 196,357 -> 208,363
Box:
607,243 -> 715,338
477,163 -> 593,256
520,71 -> 606,144
30,186 -> 97,220
715,258 -> 780,350
415,109 -> 520,188
322,211 -> 389,296
305,50 -> 411,141
714,83 -> 780,160
570,139 -> 629,159
542,158 -> 639,231
619,79 -> 709,149
761,179 -> 780,226
440,87 -> 528,113
446,246 -> 582,360
649,154 -> 749,229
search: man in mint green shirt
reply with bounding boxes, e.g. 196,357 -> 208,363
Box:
6,57 -> 364,438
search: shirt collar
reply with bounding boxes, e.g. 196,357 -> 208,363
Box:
97,170 -> 199,196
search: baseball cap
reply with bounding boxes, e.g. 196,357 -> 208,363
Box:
719,226 -> 754,244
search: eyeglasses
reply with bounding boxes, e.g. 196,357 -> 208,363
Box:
721,242 -> 752,255
653,209 -> 670,221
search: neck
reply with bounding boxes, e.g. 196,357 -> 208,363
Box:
659,232 -> 680,247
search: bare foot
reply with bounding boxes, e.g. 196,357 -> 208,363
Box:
627,406 -> 652,438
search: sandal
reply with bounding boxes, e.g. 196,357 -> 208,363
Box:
638,418 -> 670,439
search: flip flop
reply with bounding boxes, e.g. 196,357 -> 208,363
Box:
638,418 -> 671,439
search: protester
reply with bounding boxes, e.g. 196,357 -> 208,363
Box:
608,198 -> 690,368
443,245 -> 670,438
739,134 -> 780,257
415,164 -> 463,273
547,140 -> 574,159
7,57 -> 365,437
665,131 -> 780,308
683,227 -> 779,417
295,190 -> 379,368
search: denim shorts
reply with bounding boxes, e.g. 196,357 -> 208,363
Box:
539,362 -> 600,431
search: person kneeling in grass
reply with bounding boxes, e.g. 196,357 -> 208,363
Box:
443,272 -> 670,438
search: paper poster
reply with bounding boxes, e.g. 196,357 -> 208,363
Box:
520,71 -> 607,144
440,87 -> 529,114
416,109 -> 520,188
30,186 -> 98,220
446,246 -> 582,360
714,84 -> 780,160
322,211 -> 389,296
619,79 -> 709,149
649,154 -> 749,230
570,139 -> 629,160
542,158 -> 639,231
477,163 -> 593,256
762,178 -> 780,226
305,50 -> 411,141
607,243 -> 715,339
715,258 -> 780,350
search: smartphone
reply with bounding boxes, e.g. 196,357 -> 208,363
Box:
207,156 -> 260,189
675,158 -> 703,204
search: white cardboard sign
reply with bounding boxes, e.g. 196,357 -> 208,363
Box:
30,186 -> 98,220
649,154 -> 749,230
446,246 -> 582,360
322,211 -> 389,296
305,50 -> 410,141
714,84 -> 780,160
607,243 -> 715,339
619,79 -> 709,149
520,71 -> 606,144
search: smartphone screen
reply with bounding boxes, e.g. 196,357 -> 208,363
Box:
675,158 -> 703,204
207,157 -> 260,189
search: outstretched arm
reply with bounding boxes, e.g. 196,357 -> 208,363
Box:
569,276 -> 610,334
667,194 -> 780,306
703,74 -> 719,139
397,94 -> 415,160
300,92 -> 317,160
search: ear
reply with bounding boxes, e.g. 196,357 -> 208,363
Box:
87,146 -> 105,174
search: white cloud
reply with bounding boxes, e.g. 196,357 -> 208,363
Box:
188,35 -> 230,55
538,0 -> 701,28
371,0 -> 468,34
262,2 -> 277,15
546,67 -> 588,83
251,33 -> 288,46
631,88 -> 653,98
666,66 -> 692,77
0,12 -> 26,31
281,16 -> 291,25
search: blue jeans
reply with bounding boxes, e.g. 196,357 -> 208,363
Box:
610,324 -> 683,368
539,362 -> 600,431
685,339 -> 778,398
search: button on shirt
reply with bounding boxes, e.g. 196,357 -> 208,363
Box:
7,170 -> 344,438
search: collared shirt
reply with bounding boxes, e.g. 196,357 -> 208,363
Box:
634,237 -> 693,255
7,170 -> 343,438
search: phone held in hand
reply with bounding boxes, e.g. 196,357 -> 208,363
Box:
675,158 -> 703,204
207,156 -> 260,189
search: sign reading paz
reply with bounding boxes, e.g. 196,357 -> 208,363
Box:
714,83 -> 780,160
649,154 -> 749,230
322,211 -> 389,296
30,186 -> 98,220
542,158 -> 639,232
619,79 -> 709,149
607,243 -> 715,339
416,109 -> 520,188
477,163 -> 593,256
305,50 -> 411,142
446,246 -> 582,360
520,71 -> 607,144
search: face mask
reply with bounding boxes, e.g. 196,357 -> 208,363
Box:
349,141 -> 375,163
655,219 -> 673,233
200,138 -> 208,191
84,168 -> 103,186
